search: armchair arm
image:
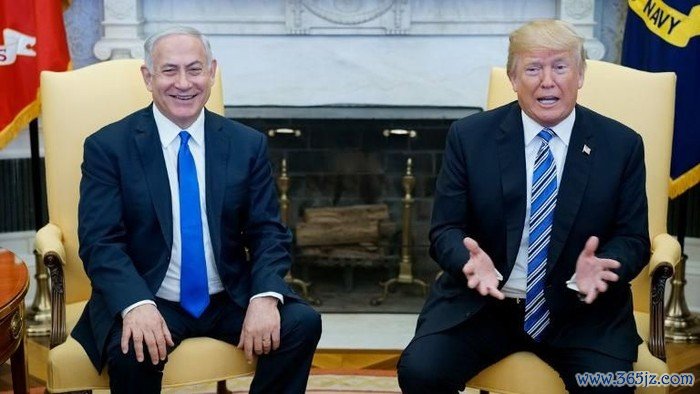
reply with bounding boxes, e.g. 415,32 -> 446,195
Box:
35,223 -> 68,348
649,233 -> 681,274
647,233 -> 681,361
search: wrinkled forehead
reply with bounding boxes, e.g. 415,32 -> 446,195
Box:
513,48 -> 584,74
153,35 -> 207,59
517,49 -> 576,63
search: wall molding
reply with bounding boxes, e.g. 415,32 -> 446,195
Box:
92,0 -> 605,109
124,0 -> 603,41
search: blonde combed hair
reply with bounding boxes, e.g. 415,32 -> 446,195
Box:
507,19 -> 587,76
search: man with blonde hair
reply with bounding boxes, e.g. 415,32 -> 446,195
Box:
398,19 -> 647,393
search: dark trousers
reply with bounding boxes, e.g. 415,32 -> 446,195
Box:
105,293 -> 321,394
398,298 -> 633,394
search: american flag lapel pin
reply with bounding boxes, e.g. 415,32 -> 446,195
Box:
582,144 -> 591,155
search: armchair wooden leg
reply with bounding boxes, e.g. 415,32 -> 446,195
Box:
217,380 -> 231,394
649,262 -> 674,361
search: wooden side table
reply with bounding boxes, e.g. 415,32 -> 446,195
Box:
0,248 -> 30,394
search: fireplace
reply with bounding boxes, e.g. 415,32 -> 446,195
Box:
230,105 -> 480,310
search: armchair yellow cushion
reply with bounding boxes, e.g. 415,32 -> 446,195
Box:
467,312 -> 669,394
47,302 -> 254,393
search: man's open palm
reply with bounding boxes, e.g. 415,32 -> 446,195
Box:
575,236 -> 621,304
462,237 -> 505,300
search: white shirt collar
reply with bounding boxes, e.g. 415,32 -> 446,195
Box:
521,107 -> 575,147
152,104 -> 206,148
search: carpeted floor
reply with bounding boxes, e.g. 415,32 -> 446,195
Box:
80,369 -> 401,394
0,365 -> 405,394
226,370 -> 401,394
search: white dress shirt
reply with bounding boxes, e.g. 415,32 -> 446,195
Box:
122,105 -> 280,317
500,110 -> 574,299
153,105 -> 224,301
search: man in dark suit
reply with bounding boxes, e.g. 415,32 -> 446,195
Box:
75,26 -> 321,394
398,19 -> 648,393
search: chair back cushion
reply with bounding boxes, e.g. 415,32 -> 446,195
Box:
486,60 -> 676,313
40,59 -> 225,303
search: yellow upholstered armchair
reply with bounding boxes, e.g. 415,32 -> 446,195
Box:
465,60 -> 681,394
35,59 -> 254,393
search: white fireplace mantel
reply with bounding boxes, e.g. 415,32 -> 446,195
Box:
95,0 -> 604,109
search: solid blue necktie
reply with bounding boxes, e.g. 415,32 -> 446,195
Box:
177,131 -> 209,318
525,128 -> 556,341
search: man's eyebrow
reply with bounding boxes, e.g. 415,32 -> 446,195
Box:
158,61 -> 204,70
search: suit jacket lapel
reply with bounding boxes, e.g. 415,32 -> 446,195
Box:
497,102 -> 527,271
548,105 -> 594,275
204,110 -> 229,262
134,106 -> 173,248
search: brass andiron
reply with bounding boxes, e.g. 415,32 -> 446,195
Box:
277,159 -> 319,305
664,254 -> 700,342
26,250 -> 52,336
371,158 -> 428,305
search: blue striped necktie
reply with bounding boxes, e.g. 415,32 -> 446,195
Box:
178,131 -> 209,318
525,128 -> 556,341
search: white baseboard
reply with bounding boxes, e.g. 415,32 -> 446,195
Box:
680,237 -> 700,313
2,231 -> 699,312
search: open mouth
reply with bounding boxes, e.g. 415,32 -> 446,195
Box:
537,96 -> 559,105
171,94 -> 197,101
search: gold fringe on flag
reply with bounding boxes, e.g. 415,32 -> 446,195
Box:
0,98 -> 41,150
669,164 -> 700,198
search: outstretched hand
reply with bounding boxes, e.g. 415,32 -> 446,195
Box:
462,237 -> 504,300
575,236 -> 621,304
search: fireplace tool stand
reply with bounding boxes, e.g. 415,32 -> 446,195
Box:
371,158 -> 428,305
278,159 -> 320,305
664,194 -> 699,342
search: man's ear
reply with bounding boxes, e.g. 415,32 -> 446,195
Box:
140,65 -> 154,92
209,59 -> 218,86
577,68 -> 585,89
508,73 -> 519,93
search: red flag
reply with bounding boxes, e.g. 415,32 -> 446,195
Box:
0,0 -> 71,149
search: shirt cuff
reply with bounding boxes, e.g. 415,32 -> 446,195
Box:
121,300 -> 156,318
250,292 -> 284,304
566,274 -> 581,292
493,268 -> 504,281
